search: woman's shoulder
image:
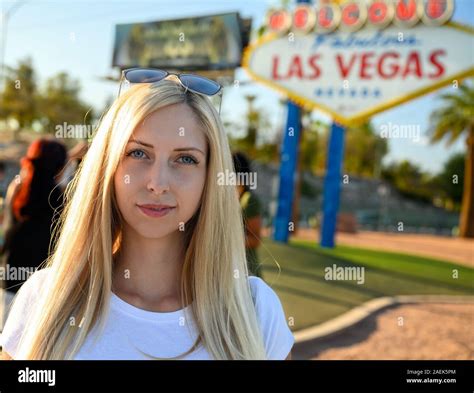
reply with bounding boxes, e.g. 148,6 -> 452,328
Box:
248,276 -> 276,304
5,267 -> 51,315
247,276 -> 294,359
0,268 -> 51,358
20,267 -> 51,292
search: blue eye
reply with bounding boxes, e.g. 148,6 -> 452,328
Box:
126,149 -> 147,159
177,155 -> 198,165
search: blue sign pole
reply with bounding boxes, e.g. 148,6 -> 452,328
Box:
320,122 -> 346,248
273,101 -> 301,243
272,0 -> 310,243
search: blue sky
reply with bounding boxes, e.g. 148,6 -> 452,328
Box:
2,0 -> 473,174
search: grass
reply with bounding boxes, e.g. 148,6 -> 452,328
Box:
257,238 -> 474,331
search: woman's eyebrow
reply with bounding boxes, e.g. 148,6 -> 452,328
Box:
174,147 -> 205,155
128,138 -> 153,148
128,139 -> 205,155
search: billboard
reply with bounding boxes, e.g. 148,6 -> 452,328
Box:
243,22 -> 474,125
112,12 -> 251,71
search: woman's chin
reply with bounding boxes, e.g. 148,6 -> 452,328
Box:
133,225 -> 183,240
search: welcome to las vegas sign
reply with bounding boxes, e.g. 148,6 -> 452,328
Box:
242,2 -> 474,126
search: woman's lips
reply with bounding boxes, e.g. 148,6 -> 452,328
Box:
137,205 -> 175,218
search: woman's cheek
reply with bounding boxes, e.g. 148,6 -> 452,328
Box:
113,168 -> 125,201
115,164 -> 138,205
175,170 -> 205,209
170,170 -> 199,191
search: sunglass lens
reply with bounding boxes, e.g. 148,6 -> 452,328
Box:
125,69 -> 168,83
179,74 -> 221,96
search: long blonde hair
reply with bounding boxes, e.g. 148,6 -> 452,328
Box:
18,80 -> 267,359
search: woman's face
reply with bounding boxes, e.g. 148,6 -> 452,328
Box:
114,103 -> 208,239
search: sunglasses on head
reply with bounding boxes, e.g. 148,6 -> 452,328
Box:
118,68 -> 223,114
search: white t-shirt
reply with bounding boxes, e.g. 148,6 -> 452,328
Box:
0,269 -> 294,360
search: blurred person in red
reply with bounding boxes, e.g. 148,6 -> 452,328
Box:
0,138 -> 67,297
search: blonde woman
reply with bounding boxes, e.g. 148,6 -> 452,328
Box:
0,70 -> 294,360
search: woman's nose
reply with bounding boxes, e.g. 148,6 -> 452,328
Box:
146,160 -> 170,194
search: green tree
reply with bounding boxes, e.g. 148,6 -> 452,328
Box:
244,94 -> 258,148
38,72 -> 94,134
429,83 -> 474,238
255,140 -> 279,164
382,160 -> 435,203
229,95 -> 273,160
299,117 -> 328,174
0,58 -> 37,138
344,121 -> 388,178
433,152 -> 465,208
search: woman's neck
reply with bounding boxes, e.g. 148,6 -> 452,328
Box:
112,226 -> 186,312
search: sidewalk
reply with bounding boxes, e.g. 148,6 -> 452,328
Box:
294,302 -> 474,360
